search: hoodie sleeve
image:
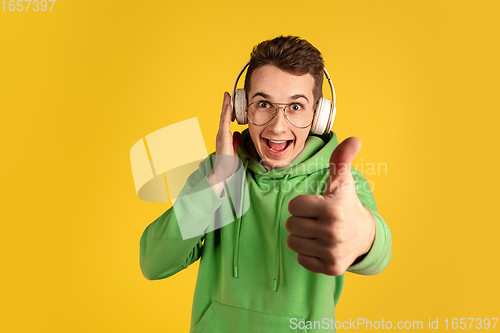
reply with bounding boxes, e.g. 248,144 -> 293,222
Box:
139,155 -> 226,280
346,167 -> 392,275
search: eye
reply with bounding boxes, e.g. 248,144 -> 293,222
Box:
257,101 -> 272,109
289,103 -> 303,111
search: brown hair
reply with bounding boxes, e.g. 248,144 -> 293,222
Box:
244,35 -> 324,104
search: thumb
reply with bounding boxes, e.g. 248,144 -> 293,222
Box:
326,137 -> 362,194
233,131 -> 242,155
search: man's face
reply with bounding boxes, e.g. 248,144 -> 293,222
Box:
247,65 -> 315,170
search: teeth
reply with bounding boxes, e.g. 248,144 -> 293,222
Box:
269,140 -> 287,143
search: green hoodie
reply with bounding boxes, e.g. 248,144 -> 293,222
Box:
140,130 -> 392,332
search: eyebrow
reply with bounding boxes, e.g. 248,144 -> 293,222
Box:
251,92 -> 310,104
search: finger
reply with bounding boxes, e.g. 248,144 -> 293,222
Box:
296,254 -> 326,274
218,93 -> 233,142
288,194 -> 326,218
220,92 -> 233,126
297,255 -> 345,276
287,234 -> 324,258
285,216 -> 322,238
216,92 -> 235,157
219,92 -> 227,123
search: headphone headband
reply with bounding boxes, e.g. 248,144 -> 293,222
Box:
321,66 -> 336,132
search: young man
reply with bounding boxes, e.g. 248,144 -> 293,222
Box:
140,36 -> 391,332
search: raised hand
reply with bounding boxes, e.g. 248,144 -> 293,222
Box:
286,137 -> 376,276
209,92 -> 242,186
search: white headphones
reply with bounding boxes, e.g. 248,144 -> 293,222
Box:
230,60 -> 337,135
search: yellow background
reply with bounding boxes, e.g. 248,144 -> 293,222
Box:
1,0 -> 499,332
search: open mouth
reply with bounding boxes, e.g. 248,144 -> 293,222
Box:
265,139 -> 293,153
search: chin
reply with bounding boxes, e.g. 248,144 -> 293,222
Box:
259,154 -> 295,170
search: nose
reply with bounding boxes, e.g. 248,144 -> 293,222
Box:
268,106 -> 288,134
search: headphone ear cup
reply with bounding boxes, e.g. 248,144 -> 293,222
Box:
233,89 -> 248,125
311,97 -> 332,134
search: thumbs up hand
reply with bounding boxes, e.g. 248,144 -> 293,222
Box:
286,137 -> 376,276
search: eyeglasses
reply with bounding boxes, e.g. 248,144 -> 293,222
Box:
246,101 -> 316,128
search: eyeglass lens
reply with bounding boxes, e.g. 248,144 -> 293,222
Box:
247,102 -> 314,128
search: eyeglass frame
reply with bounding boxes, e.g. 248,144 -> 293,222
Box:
245,101 -> 317,129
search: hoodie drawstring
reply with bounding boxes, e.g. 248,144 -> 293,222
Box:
233,159 -> 249,278
273,173 -> 290,292
230,161 -> 290,292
